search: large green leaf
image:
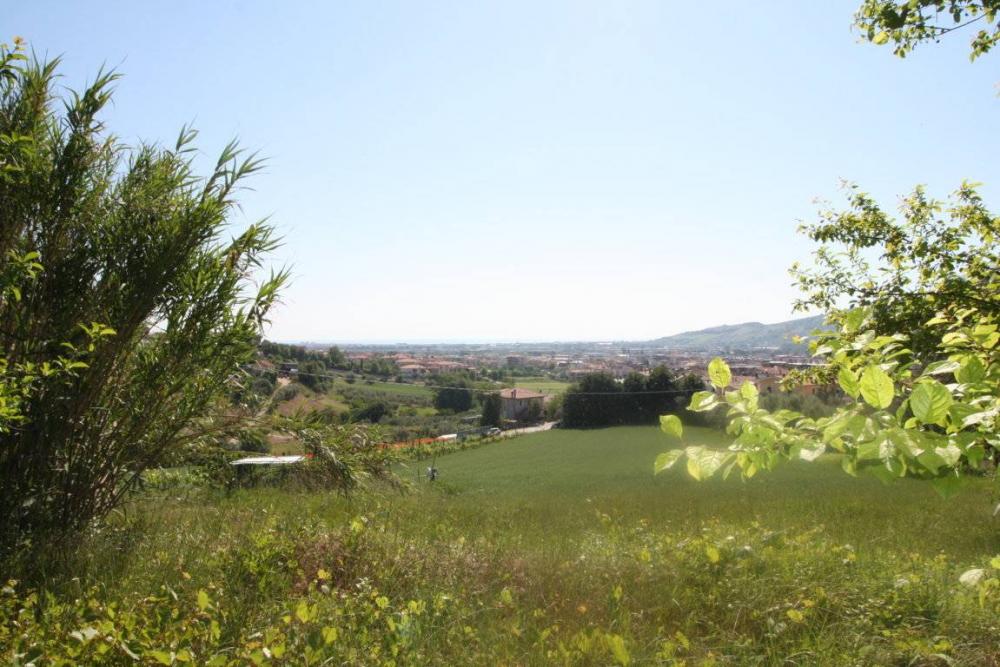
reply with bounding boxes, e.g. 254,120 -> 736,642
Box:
837,367 -> 860,399
857,440 -> 881,461
948,402 -> 978,428
934,443 -> 962,467
738,380 -> 759,411
859,365 -> 894,409
653,449 -> 683,474
921,359 -> 960,377
687,391 -> 718,412
708,357 -> 731,390
821,418 -> 847,445
659,414 -> 683,439
684,446 -> 732,481
841,307 -> 867,334
955,355 -> 985,384
909,380 -> 952,425
916,449 -> 947,474
971,324 -> 999,349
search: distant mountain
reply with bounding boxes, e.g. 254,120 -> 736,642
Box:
646,315 -> 827,352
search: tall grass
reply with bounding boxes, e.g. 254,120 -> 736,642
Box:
3,426 -> 999,665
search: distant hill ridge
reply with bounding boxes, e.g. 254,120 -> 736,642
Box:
647,315 -> 827,352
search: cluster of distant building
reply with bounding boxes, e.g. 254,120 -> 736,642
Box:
270,343 -> 830,400
340,348 -> 824,392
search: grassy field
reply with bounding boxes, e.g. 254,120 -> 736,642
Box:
512,377 -> 572,394
410,425 -> 1000,559
5,425 -> 1000,665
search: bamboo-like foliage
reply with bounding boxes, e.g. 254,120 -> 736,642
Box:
0,40 -> 288,550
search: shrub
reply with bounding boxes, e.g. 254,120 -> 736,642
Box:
273,383 -> 304,403
0,42 -> 286,554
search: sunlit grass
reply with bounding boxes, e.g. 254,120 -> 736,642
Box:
511,377 -> 572,394
7,425 -> 1000,665
410,425 -> 1000,559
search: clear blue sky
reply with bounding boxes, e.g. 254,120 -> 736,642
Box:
8,1 -> 999,342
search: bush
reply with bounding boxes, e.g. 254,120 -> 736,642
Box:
236,429 -> 269,453
0,43 -> 285,555
544,393 -> 564,421
297,361 -> 329,392
350,402 -> 389,424
433,379 -> 473,413
273,383 -> 304,403
759,391 -> 839,419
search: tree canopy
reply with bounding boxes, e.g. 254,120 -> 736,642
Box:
433,376 -> 473,413
563,367 -> 701,429
480,392 -> 502,428
791,182 -> 999,361
856,0 -> 1000,59
657,2 -> 1000,498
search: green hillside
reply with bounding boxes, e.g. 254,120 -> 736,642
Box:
646,314 -> 827,352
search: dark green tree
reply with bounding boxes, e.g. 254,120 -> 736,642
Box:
643,365 -> 678,420
525,399 -> 544,424
350,401 -> 389,424
480,392 -> 502,427
433,378 -> 473,413
562,373 -> 622,428
327,345 -> 347,368
622,372 -> 648,423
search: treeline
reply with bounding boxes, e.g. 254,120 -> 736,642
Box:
258,341 -> 398,383
562,367 -> 704,428
259,340 -> 313,361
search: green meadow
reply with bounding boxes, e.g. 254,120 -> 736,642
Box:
405,425 -> 1000,559
8,424 -> 999,665
512,378 -> 573,395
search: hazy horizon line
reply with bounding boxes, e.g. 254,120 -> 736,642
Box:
268,314 -> 825,347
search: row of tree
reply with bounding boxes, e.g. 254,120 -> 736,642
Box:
562,367 -> 704,428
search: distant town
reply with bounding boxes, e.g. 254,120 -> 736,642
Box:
275,314 -> 827,397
